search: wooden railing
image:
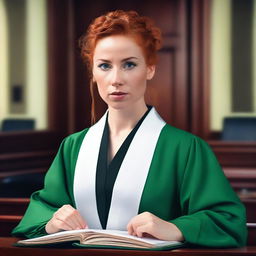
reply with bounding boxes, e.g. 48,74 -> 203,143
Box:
0,198 -> 29,236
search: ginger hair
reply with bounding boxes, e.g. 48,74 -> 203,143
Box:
79,10 -> 162,123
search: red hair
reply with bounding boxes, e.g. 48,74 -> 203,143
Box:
79,10 -> 162,123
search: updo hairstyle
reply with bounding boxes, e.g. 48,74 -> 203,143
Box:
79,10 -> 162,123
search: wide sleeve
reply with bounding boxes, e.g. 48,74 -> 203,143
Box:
12,137 -> 75,238
170,137 -> 247,247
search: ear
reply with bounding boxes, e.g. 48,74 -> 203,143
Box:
146,65 -> 156,80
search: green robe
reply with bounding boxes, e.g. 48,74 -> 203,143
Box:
12,120 -> 247,247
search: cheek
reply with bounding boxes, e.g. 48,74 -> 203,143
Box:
92,68 -> 100,83
96,82 -> 106,97
93,69 -> 110,86
92,72 -> 106,97
96,84 -> 108,104
130,71 -> 148,88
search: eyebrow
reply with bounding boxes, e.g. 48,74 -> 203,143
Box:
96,57 -> 139,62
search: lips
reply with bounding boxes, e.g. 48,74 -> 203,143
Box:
109,91 -> 128,100
110,91 -> 127,95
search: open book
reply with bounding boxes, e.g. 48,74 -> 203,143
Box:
17,229 -> 184,250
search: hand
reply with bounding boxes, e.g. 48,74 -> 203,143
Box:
45,204 -> 88,234
127,212 -> 184,242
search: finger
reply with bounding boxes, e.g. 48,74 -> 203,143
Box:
127,217 -> 140,236
127,214 -> 148,232
46,218 -> 74,233
127,221 -> 140,237
55,218 -> 74,231
131,212 -> 153,227
62,206 -> 85,229
54,208 -> 79,230
127,216 -> 139,229
135,223 -> 153,238
127,222 -> 133,235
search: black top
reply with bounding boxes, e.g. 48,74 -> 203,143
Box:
95,107 -> 152,229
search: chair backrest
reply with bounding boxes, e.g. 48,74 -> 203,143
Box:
1,118 -> 35,132
0,172 -> 45,197
222,117 -> 256,141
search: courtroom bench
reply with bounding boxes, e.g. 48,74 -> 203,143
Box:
0,198 -> 29,236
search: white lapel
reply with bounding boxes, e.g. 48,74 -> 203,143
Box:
73,107 -> 166,230
73,112 -> 107,229
106,108 -> 166,229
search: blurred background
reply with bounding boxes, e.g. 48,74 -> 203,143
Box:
0,0 -> 255,243
0,0 -> 47,131
0,0 -> 255,134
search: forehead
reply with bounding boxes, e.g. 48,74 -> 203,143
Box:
93,35 -> 145,60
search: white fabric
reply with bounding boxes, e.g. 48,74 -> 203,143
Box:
73,112 -> 107,229
73,107 -> 166,230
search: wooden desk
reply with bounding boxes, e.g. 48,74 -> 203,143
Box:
0,237 -> 256,256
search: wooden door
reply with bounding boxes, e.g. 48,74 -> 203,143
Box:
71,0 -> 189,131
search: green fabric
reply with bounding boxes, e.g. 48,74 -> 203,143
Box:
12,124 -> 247,247
12,129 -> 88,238
139,125 -> 247,247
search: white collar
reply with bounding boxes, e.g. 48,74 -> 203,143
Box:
73,107 -> 166,229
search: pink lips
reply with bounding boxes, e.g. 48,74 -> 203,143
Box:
110,91 -> 128,100
111,91 -> 126,95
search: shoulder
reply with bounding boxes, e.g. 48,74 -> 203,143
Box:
160,124 -> 200,143
60,128 -> 90,152
159,124 -> 212,152
66,128 -> 89,143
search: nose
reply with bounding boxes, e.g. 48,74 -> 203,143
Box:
111,68 -> 123,87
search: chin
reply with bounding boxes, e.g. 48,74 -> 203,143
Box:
108,102 -> 129,110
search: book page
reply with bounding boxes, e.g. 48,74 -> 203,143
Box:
17,228 -> 182,248
84,229 -> 181,247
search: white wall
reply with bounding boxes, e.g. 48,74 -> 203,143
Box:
254,0 -> 256,112
0,0 -> 9,122
26,0 -> 48,129
0,0 -> 47,130
210,0 -> 231,131
210,0 -> 256,131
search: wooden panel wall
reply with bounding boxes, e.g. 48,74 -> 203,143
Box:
72,0 -> 189,131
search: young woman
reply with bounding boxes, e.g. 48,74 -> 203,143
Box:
12,10 -> 247,247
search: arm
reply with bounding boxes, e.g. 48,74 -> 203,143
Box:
127,137 -> 247,247
12,136 -> 84,238
170,137 -> 247,247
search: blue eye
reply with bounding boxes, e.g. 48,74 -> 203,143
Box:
123,61 -> 137,70
98,63 -> 111,71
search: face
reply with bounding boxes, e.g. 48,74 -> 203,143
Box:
92,35 -> 155,111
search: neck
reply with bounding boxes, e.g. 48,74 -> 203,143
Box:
108,103 -> 148,136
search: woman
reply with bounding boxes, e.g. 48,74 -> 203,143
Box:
12,10 -> 247,247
